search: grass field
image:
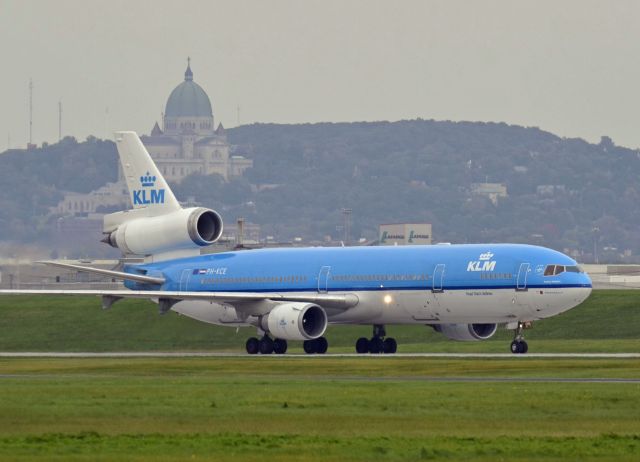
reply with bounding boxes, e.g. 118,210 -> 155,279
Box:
1,290 -> 640,353
1,291 -> 639,460
0,357 -> 639,461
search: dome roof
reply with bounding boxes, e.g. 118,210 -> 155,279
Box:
165,61 -> 213,117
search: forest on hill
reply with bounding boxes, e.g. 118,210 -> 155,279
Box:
1,120 -> 639,262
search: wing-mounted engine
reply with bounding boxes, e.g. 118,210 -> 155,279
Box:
432,323 -> 497,341
257,303 -> 328,341
103,207 -> 223,257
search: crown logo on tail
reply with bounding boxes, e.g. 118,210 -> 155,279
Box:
140,172 -> 156,187
479,252 -> 494,261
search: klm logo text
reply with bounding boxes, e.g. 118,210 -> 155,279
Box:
133,189 -> 165,205
467,260 -> 496,272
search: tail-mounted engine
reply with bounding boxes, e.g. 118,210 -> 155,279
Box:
432,323 -> 498,341
103,207 -> 223,256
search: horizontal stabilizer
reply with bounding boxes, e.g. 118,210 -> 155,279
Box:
38,261 -> 165,285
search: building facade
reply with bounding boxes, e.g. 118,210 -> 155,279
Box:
55,60 -> 252,216
140,60 -> 252,182
378,223 -> 432,246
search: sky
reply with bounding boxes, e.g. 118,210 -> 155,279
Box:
1,0 -> 639,150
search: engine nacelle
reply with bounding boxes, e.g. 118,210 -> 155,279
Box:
260,303 -> 328,341
432,323 -> 498,342
105,207 -> 223,256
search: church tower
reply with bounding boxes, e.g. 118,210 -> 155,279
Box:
141,59 -> 252,183
163,58 -> 215,137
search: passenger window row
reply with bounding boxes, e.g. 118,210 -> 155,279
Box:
331,274 -> 430,282
480,273 -> 512,280
200,275 -> 309,285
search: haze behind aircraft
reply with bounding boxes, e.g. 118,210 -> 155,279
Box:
0,132 -> 593,354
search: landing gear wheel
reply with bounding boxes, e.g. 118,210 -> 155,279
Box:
259,336 -> 274,354
273,338 -> 288,354
303,339 -> 317,354
369,337 -> 384,354
383,337 -> 397,354
510,321 -> 530,354
355,337 -> 369,354
246,337 -> 260,355
315,337 -> 328,354
510,340 -> 529,354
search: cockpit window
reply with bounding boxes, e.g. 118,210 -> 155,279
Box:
544,264 -> 583,276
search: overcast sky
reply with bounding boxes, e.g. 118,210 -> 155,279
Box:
1,0 -> 639,150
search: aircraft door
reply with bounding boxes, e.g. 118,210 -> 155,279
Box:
180,269 -> 191,292
432,264 -> 445,293
426,263 -> 446,318
516,263 -> 530,291
515,262 -> 535,315
317,266 -> 331,293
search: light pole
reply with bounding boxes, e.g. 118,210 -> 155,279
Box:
342,208 -> 352,246
592,227 -> 600,264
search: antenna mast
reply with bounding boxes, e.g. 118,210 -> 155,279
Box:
29,79 -> 33,145
58,101 -> 62,141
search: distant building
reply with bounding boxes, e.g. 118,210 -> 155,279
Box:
140,59 -> 252,182
471,183 -> 507,205
379,223 -> 432,246
54,181 -> 129,215
54,60 -> 252,216
536,185 -> 566,196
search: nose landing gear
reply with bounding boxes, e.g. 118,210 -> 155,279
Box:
510,321 -> 530,354
355,324 -> 397,354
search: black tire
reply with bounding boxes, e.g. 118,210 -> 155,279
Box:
520,340 -> 528,354
369,337 -> 384,354
273,338 -> 288,354
355,337 -> 369,354
510,340 -> 520,354
246,337 -> 260,355
303,339 -> 317,354
383,337 -> 397,354
315,337 -> 328,354
259,336 -> 274,354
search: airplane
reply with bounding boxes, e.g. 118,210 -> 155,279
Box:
0,131 -> 593,355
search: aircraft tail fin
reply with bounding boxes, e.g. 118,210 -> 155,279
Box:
114,131 -> 181,213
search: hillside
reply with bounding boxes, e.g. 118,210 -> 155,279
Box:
1,120 -> 640,261
228,121 -> 640,260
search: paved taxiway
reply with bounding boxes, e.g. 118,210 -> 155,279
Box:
2,352 -> 637,384
1,352 -> 639,358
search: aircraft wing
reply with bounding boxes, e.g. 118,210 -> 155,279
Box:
0,289 -> 359,311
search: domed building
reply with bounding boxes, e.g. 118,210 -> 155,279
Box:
140,59 -> 252,182
54,61 -> 252,218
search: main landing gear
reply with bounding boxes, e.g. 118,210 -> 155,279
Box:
355,324 -> 397,354
245,334 -> 328,354
510,321 -> 529,354
246,335 -> 288,355
303,337 -> 328,354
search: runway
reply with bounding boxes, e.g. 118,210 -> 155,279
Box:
1,352 -> 639,358
1,352 -> 638,384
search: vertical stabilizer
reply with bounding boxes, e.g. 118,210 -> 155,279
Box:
114,131 -> 181,213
